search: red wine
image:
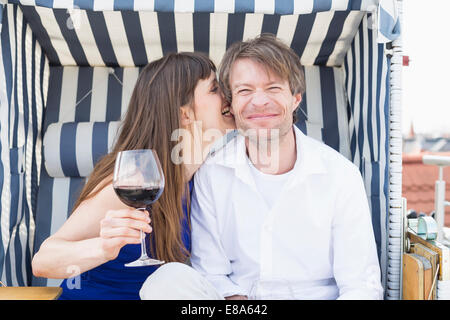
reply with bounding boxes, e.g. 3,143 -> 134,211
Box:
114,186 -> 162,208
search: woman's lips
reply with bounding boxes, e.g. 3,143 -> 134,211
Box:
221,106 -> 233,118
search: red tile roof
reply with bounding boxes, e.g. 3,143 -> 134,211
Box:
402,152 -> 450,227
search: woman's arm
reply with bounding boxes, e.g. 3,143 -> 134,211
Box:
32,183 -> 151,279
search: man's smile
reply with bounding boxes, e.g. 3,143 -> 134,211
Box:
246,113 -> 280,120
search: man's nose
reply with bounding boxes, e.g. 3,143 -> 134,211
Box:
250,90 -> 270,107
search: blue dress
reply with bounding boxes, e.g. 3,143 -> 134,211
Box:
58,181 -> 192,300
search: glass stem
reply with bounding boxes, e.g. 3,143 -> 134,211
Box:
140,230 -> 147,259
138,207 -> 149,259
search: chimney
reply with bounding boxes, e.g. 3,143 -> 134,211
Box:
409,122 -> 415,138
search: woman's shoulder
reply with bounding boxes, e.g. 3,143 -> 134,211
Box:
77,176 -> 127,213
50,177 -> 126,241
89,174 -> 113,196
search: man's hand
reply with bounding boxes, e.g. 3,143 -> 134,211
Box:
225,295 -> 248,300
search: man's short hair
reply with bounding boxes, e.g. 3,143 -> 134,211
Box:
218,34 -> 306,123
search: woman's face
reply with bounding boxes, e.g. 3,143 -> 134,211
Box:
192,72 -> 236,134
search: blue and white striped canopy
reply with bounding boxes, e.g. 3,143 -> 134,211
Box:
6,0 -> 386,14
0,0 -> 402,299
23,7 -> 367,67
1,0 -> 400,67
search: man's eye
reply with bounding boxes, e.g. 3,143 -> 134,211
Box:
211,86 -> 218,93
238,89 -> 250,94
268,87 -> 281,91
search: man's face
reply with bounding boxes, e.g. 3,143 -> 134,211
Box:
229,58 -> 302,139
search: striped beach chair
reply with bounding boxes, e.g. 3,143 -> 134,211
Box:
0,0 -> 411,299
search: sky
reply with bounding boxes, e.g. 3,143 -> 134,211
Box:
402,0 -> 450,136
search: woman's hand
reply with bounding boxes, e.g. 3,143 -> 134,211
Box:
99,208 -> 152,261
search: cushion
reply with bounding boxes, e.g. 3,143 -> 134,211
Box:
43,121 -> 121,178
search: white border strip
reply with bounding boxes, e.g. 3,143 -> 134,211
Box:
386,0 -> 403,300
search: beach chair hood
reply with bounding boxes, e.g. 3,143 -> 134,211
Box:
0,0 -> 402,299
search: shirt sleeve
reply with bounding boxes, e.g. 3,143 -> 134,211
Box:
332,164 -> 384,300
189,165 -> 247,298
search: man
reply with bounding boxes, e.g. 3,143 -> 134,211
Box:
140,34 -> 383,300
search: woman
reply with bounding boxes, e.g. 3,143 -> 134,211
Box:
31,52 -> 235,299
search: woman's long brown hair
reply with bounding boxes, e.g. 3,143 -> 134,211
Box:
72,52 -> 216,262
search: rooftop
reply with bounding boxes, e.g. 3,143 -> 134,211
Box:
402,152 -> 450,227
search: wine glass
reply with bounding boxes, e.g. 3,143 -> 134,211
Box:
113,149 -> 165,267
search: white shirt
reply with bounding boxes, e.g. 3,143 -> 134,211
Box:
190,126 -> 384,300
246,156 -> 293,209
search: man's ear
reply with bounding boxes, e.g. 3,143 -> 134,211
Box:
292,93 -> 302,112
180,105 -> 193,127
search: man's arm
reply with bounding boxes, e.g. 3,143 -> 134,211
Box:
190,165 -> 247,299
332,164 -> 384,300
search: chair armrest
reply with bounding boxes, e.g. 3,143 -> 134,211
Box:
0,287 -> 62,300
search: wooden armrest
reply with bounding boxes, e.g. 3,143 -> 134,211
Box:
0,287 -> 62,300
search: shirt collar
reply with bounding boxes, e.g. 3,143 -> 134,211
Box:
287,126 -> 328,189
209,126 -> 328,188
